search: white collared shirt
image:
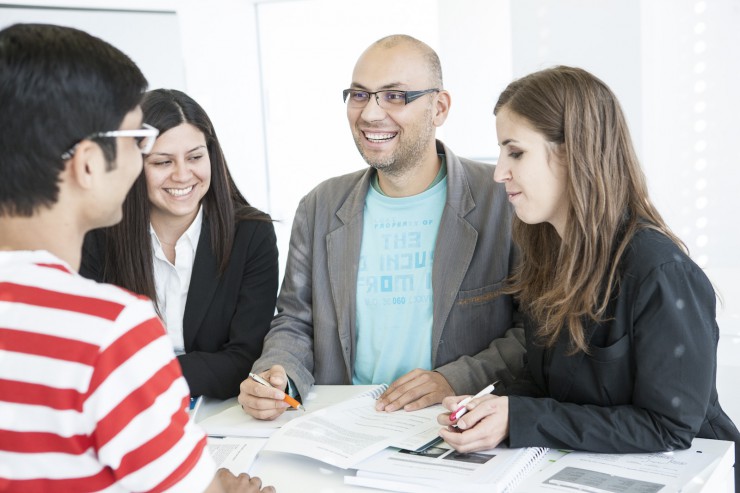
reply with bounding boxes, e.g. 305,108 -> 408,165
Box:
150,206 -> 203,354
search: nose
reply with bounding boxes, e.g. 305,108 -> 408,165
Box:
493,159 -> 511,183
171,159 -> 193,182
359,94 -> 387,122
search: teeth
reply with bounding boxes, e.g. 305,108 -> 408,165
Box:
166,186 -> 193,197
365,132 -> 396,142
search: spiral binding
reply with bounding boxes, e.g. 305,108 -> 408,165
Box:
362,383 -> 389,400
501,446 -> 549,492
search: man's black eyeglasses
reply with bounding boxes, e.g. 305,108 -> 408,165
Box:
342,88 -> 440,109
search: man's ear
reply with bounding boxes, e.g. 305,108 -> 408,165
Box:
432,90 -> 451,127
65,140 -> 103,190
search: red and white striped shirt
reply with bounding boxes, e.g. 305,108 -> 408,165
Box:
0,250 -> 215,492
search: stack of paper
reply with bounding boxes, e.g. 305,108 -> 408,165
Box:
516,438 -> 735,493
262,385 -> 445,468
198,399 -> 300,438
347,443 -> 548,493
261,385 -> 548,492
207,436 -> 267,473
195,386 -> 374,438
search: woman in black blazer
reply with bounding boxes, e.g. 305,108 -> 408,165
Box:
437,66 -> 740,487
81,89 -> 278,399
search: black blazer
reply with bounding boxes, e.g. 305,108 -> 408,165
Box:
505,228 -> 740,486
81,217 -> 279,399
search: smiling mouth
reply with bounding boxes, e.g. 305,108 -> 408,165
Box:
363,131 -> 397,143
165,185 -> 194,197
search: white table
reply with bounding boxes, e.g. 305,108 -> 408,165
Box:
197,386 -> 735,492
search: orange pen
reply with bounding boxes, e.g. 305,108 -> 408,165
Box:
249,372 -> 305,411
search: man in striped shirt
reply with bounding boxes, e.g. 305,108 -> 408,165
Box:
0,23 -> 273,493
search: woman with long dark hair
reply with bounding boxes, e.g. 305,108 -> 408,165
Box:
82,89 -> 278,399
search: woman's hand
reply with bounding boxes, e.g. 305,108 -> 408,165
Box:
437,394 -> 510,453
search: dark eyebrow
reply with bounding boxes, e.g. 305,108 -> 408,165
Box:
350,82 -> 408,91
147,145 -> 206,157
500,139 -> 519,146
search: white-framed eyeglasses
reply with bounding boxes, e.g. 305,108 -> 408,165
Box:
61,123 -> 160,160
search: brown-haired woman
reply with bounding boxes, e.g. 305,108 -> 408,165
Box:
438,66 -> 740,487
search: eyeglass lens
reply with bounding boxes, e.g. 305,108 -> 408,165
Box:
345,90 -> 408,109
136,135 -> 155,154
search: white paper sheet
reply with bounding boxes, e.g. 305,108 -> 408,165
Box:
263,388 -> 446,468
349,444 -> 548,493
207,436 -> 267,473
517,438 -> 733,493
198,403 -> 302,438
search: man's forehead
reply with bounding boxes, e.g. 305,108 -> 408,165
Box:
351,45 -> 430,87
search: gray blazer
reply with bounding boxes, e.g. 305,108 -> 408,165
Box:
254,141 -> 525,399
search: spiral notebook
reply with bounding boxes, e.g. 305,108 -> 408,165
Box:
347,443 -> 548,493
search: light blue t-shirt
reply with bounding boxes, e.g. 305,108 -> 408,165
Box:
353,168 -> 447,385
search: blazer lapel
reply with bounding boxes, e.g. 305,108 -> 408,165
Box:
183,218 -> 219,351
431,142 -> 478,363
326,171 -> 371,377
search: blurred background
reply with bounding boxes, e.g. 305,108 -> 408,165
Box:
2,0 -> 739,422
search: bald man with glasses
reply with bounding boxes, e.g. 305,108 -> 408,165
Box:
240,34 -> 524,419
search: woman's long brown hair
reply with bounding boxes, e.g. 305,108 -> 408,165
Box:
495,66 -> 685,353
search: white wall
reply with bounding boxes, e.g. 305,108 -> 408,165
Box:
639,0 -> 740,425
2,0 -> 739,424
502,0 -> 740,424
252,0 -> 511,280
0,2 -> 184,89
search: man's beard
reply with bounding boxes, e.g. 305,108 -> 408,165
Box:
353,108 -> 435,177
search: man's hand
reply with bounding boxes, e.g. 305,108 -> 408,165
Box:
237,365 -> 291,420
375,369 -> 454,412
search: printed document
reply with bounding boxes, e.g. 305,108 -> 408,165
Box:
198,399 -> 300,437
207,436 -> 267,473
195,386 -> 373,438
347,442 -> 548,493
262,385 -> 444,468
517,438 -> 734,492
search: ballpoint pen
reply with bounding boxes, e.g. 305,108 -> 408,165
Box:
188,395 -> 203,418
249,372 -> 305,411
449,381 -> 499,422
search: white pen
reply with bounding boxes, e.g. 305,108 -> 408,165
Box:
449,381 -> 498,422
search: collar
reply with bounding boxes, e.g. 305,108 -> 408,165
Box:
336,139 -> 474,224
149,205 -> 204,255
0,249 -> 74,274
371,154 -> 447,196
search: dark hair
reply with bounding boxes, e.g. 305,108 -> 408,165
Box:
494,66 -> 684,353
0,23 -> 147,217
96,89 -> 270,306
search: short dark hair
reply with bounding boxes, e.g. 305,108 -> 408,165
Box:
0,23 -> 148,217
